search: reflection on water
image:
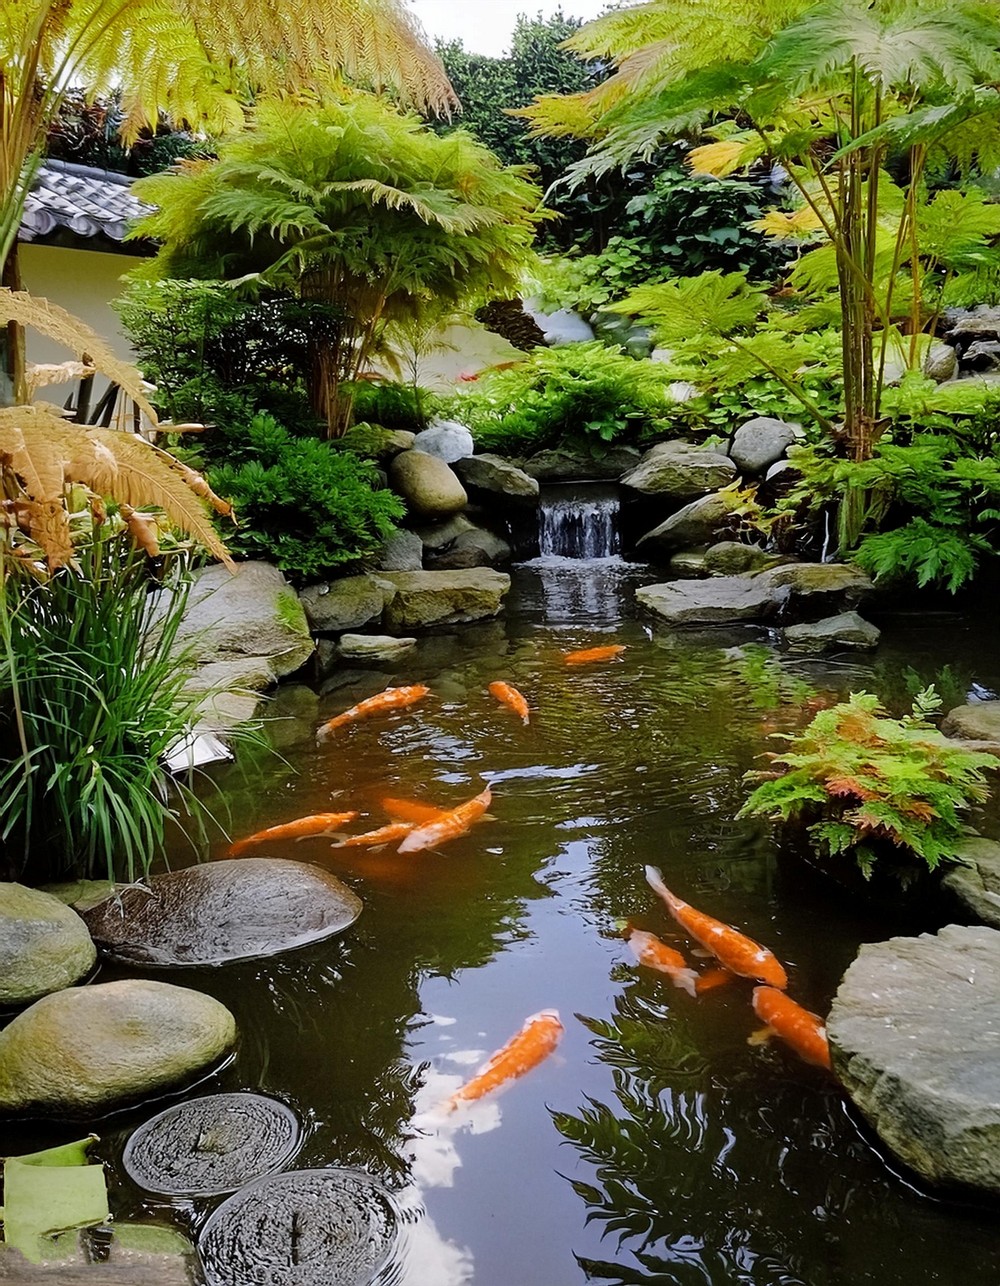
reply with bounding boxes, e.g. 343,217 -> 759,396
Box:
7,567 -> 1000,1286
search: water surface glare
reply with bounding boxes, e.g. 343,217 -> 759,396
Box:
10,566 -> 1000,1285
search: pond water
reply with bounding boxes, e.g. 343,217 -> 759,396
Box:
9,535 -> 1000,1285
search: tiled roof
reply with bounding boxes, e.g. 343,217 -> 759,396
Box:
19,159 -> 151,248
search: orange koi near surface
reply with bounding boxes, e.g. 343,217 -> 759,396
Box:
317,684 -> 429,740
397,787 -> 493,854
380,797 -> 450,825
228,811 -> 359,856
447,1009 -> 563,1110
563,644 -> 627,666
621,924 -> 699,996
644,866 -> 789,989
488,681 -> 530,725
332,822 -> 416,850
752,986 -> 831,1070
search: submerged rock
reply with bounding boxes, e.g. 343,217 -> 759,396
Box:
942,837 -> 1000,929
81,859 -> 362,967
829,924 -> 1000,1195
388,450 -> 468,518
337,634 -> 418,663
620,441 -> 736,500
783,611 -> 881,654
123,1092 -> 301,1198
377,569 -> 510,630
0,980 -> 236,1117
0,884 -> 96,1007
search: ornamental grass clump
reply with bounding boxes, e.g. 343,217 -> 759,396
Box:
739,689 -> 999,881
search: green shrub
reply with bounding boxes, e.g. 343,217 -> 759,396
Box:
446,343 -> 680,456
208,415 -> 404,583
739,689 -> 999,881
349,381 -> 430,434
0,537 -> 208,885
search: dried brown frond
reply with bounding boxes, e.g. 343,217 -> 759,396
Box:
120,503 -> 161,557
26,360 -> 96,398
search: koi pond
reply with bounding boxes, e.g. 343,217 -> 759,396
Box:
8,553 -> 1000,1285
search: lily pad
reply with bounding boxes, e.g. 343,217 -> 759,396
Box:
1,1137 -> 108,1263
198,1168 -> 400,1286
123,1092 -> 301,1197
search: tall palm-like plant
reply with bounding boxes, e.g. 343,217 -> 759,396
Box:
132,96 -> 546,437
522,0 -> 1000,462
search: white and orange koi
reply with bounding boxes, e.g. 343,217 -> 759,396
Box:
317,684 -> 429,740
644,866 -> 788,989
563,644 -> 626,666
228,811 -> 359,856
751,986 -> 831,1070
620,923 -> 699,996
447,1009 -> 563,1110
488,681 -> 530,725
397,787 -> 492,854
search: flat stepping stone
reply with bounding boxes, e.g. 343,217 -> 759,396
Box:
0,980 -> 236,1118
942,837 -> 1000,929
198,1169 -> 400,1286
81,859 -> 362,967
783,611 -> 880,653
829,924 -> 1000,1195
0,884 -> 96,1006
123,1093 -> 300,1197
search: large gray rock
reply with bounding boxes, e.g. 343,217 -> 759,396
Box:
924,341 -> 958,383
173,562 -> 313,680
621,441 -> 736,500
388,450 -> 468,518
452,453 -> 540,505
300,575 -> 391,634
337,634 -> 417,664
520,446 -> 641,482
729,417 -> 799,475
703,542 -> 786,576
0,885 -> 96,1006
82,859 -> 362,968
428,526 -> 512,570
942,701 -> 1000,751
412,513 -> 476,551
783,611 -> 881,654
411,419 -> 475,463
0,980 -> 237,1116
942,837 -> 1000,929
375,529 -> 423,572
756,562 -> 872,612
829,925 -> 1000,1195
636,575 -> 781,625
637,492 -> 737,555
376,569 -> 510,630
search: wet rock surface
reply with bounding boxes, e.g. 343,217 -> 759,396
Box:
81,859 -> 362,967
0,884 -> 96,1007
300,574 -> 392,635
829,924 -> 1000,1195
519,445 -> 641,482
637,575 -> 780,625
637,492 -> 737,555
452,453 -> 540,504
783,611 -> 881,653
942,700 -> 1000,750
0,980 -> 236,1117
336,634 -> 418,663
620,441 -> 736,500
198,1168 -> 400,1286
377,569 -> 510,630
703,542 -> 787,576
942,837 -> 1000,929
123,1093 -> 301,1197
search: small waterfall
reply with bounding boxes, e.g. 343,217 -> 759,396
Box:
537,486 -> 621,561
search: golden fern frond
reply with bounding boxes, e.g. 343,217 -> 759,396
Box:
26,360 -> 96,399
0,292 -> 158,423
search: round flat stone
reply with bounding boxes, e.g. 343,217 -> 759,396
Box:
123,1093 -> 301,1197
81,859 -> 362,967
198,1169 -> 400,1286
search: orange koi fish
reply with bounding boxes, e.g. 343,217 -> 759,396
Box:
228,811 -> 359,856
447,1009 -> 563,1110
644,866 -> 788,989
619,923 -> 699,996
317,684 -> 430,741
488,681 -> 530,725
563,644 -> 627,665
380,797 -> 450,825
397,787 -> 492,854
333,822 -> 416,850
752,986 -> 831,1070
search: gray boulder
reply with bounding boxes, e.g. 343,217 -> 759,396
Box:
0,979 -> 237,1116
637,492 -> 737,556
704,542 -> 786,576
783,611 -> 881,654
388,450 -> 468,518
667,549 -> 709,578
941,702 -> 1000,750
520,446 -> 641,482
829,924 -> 1000,1195
962,340 -> 1000,373
756,562 -> 873,613
377,569 -> 510,630
411,419 -> 475,463
729,417 -> 799,475
173,562 -> 313,681
0,884 -> 96,1006
452,453 -> 540,505
428,527 -> 512,570
621,441 -> 736,500
942,837 -> 1000,929
375,529 -> 423,572
412,513 -> 477,552
924,342 -> 958,383
636,575 -> 781,625
337,634 -> 418,664
82,859 -> 362,967
300,574 -> 391,634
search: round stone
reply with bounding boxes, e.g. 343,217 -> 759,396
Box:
81,859 -> 362,968
123,1093 -> 301,1197
0,979 -> 237,1118
198,1169 -> 400,1286
0,883 -> 97,1006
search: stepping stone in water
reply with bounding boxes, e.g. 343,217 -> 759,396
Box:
81,859 -> 362,967
123,1093 -> 301,1198
198,1169 -> 400,1286
0,884 -> 97,1007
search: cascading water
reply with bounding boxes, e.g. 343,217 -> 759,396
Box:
537,487 -> 621,560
